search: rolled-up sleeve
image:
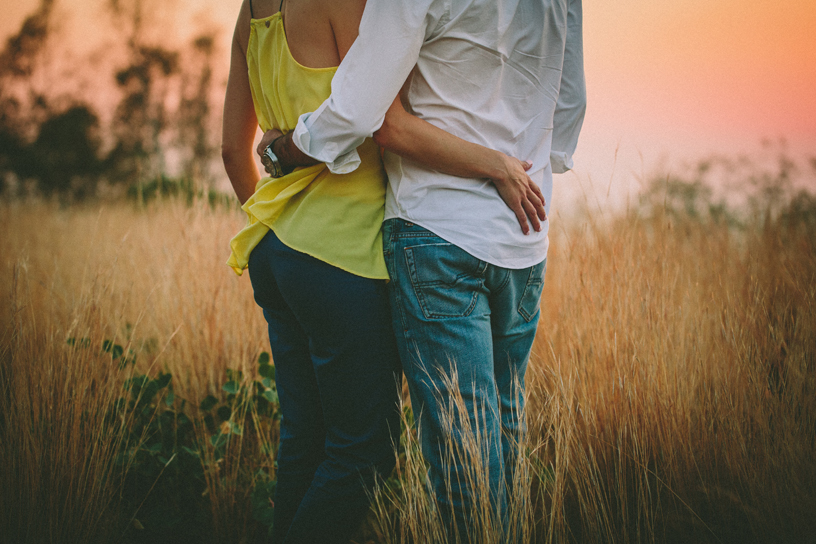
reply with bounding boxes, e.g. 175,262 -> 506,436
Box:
551,0 -> 586,174
292,0 -> 433,174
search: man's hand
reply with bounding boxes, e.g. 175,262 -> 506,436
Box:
257,129 -> 284,159
492,156 -> 547,235
257,128 -> 320,172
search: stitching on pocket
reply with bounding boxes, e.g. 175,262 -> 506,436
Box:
404,243 -> 481,319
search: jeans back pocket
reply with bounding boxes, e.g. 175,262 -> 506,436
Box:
404,242 -> 485,319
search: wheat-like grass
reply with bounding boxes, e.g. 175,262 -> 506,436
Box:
1,195 -> 814,543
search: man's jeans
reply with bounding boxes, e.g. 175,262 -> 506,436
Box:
248,230 -> 401,544
383,219 -> 546,542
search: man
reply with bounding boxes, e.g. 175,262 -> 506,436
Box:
263,0 -> 585,539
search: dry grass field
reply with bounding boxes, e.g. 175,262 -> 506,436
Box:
1,188 -> 814,543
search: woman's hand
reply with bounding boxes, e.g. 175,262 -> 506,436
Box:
491,155 -> 547,235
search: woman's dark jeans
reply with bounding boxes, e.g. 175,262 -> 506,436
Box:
248,230 -> 401,544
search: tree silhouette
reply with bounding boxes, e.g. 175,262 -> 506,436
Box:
0,0 -> 54,79
0,0 -> 223,199
0,0 -> 55,194
106,45 -> 179,185
177,34 -> 217,184
25,105 -> 103,198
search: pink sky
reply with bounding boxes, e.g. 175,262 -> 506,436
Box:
575,0 -> 816,204
3,0 -> 815,202
587,0 -> 816,139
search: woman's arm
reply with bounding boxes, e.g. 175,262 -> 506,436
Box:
221,0 -> 260,205
373,97 -> 547,235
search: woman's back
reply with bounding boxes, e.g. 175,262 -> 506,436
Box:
244,0 -> 362,69
245,9 -> 335,133
227,0 -> 389,281
241,0 -> 366,133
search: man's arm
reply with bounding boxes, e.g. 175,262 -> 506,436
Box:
256,93 -> 549,235
290,0 -> 433,172
256,0 -> 432,173
257,130 -> 316,174
551,0 -> 586,174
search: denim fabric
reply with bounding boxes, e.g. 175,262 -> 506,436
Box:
248,230 -> 401,544
383,219 -> 546,543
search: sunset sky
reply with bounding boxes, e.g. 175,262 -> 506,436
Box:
3,0 -> 815,203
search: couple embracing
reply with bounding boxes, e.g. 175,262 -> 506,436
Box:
221,0 -> 585,542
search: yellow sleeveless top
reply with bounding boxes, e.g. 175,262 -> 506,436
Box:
227,12 -> 388,279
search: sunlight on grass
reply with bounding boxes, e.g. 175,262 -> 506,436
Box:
1,182 -> 814,542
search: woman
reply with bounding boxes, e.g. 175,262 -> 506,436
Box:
221,0 -> 544,542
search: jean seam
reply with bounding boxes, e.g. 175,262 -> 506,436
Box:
491,266 -> 512,297
517,264 -> 544,322
392,231 -> 439,239
394,285 -> 411,338
383,222 -> 411,336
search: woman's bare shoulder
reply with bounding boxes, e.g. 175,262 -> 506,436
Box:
325,0 -> 366,11
251,0 -> 279,19
326,0 -> 366,58
327,0 -> 366,21
233,0 -> 279,54
232,0 -> 252,52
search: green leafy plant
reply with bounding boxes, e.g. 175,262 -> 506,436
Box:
103,350 -> 280,542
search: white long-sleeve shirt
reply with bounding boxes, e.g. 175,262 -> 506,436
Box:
293,0 -> 586,268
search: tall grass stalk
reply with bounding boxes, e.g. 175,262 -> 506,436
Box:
0,198 -> 270,543
1,192 -> 814,543
0,259 -> 128,543
370,373 -> 535,544
367,204 -> 815,543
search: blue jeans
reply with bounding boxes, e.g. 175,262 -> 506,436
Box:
248,230 -> 401,544
382,219 -> 546,542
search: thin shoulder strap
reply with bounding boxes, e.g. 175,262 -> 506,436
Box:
248,0 -> 255,18
280,0 -> 285,12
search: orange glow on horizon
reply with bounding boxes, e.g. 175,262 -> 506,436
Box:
2,0 -> 814,170
584,0 -> 816,145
